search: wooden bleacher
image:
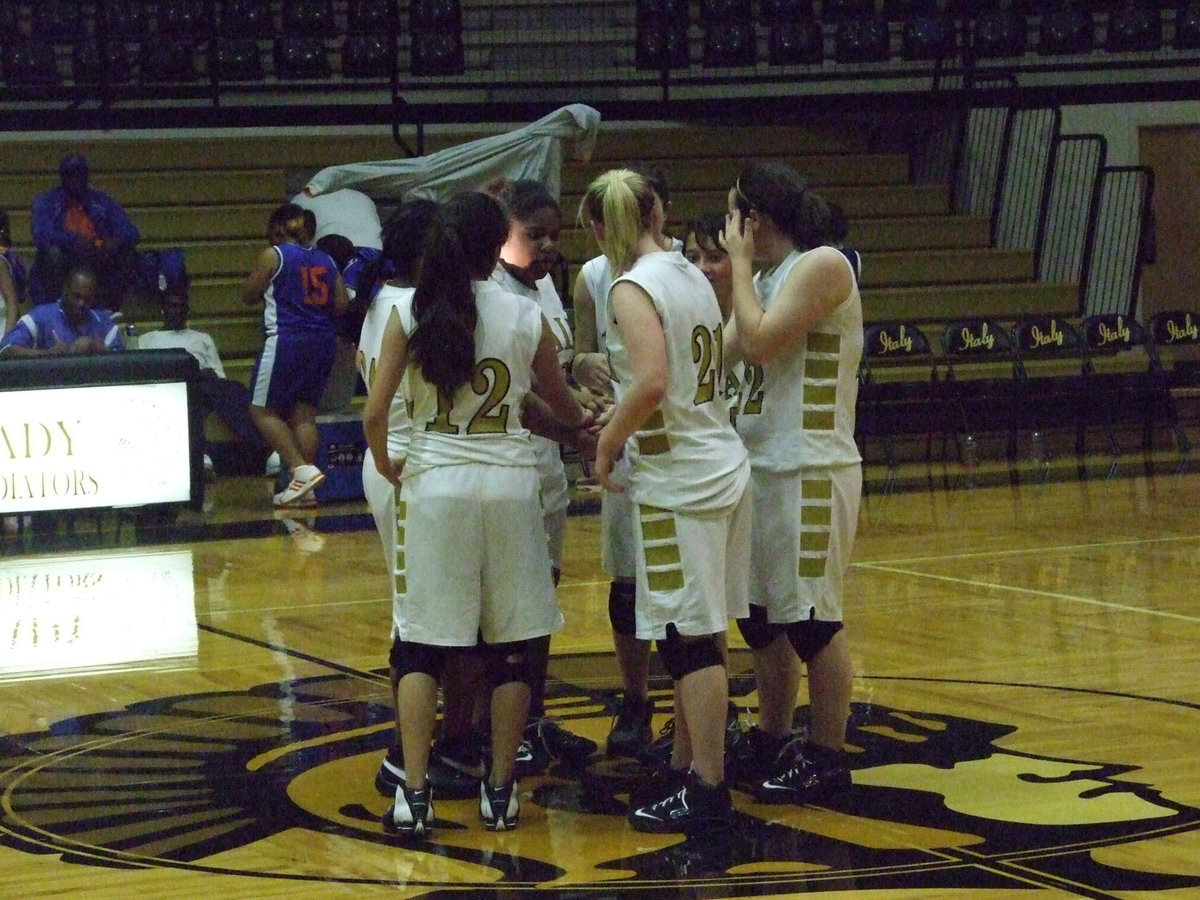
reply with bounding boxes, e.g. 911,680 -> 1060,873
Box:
1,123 -> 1090,459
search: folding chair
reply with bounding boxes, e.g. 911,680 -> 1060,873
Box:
856,321 -> 940,470
940,318 -> 1019,463
1011,315 -> 1087,463
1147,309 -> 1200,453
1080,313 -> 1156,455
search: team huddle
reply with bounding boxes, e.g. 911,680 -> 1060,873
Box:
350,160 -> 863,840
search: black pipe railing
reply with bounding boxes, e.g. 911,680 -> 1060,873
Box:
6,1 -> 1200,131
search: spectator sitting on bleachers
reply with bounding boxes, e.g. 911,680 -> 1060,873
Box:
0,209 -> 28,336
0,263 -> 123,357
29,153 -> 142,312
138,287 -> 267,475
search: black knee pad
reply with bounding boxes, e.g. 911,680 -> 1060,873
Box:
608,580 -> 638,636
389,637 -> 448,679
737,603 -> 786,650
784,617 -> 844,663
483,638 -> 541,688
656,625 -> 723,681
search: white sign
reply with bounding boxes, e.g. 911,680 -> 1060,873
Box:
0,382 -> 191,515
0,549 -> 198,680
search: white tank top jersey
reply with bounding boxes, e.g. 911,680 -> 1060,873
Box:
607,250 -> 749,514
491,266 -> 574,369
357,283 -> 414,460
581,237 -> 682,352
396,279 -> 542,473
490,264 -> 573,513
733,248 -> 864,472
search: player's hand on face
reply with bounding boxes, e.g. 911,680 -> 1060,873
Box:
722,209 -> 755,262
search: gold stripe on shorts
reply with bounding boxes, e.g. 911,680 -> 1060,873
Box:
805,357 -> 839,380
636,410 -> 670,456
394,489 -> 407,596
808,332 -> 841,354
639,504 -> 684,592
803,410 -> 836,431
798,476 -> 832,580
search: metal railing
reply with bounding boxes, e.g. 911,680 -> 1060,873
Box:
935,96 -> 1153,319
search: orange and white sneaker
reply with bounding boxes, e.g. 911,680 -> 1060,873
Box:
273,464 -> 324,507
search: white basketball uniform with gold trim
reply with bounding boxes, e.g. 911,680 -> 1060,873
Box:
582,240 -> 683,579
491,264 -> 572,570
607,250 -> 751,639
394,280 -> 563,646
732,248 -> 864,624
358,284 -> 413,582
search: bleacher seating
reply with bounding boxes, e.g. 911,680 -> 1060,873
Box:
0,0 -> 1195,117
1,117 -> 1180,466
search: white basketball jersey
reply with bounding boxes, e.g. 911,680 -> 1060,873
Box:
607,250 -> 749,513
357,283 -> 414,460
397,280 -> 541,473
733,249 -> 863,471
490,264 -> 573,514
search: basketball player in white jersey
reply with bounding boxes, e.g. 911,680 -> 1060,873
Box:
363,192 -> 589,839
571,166 -> 684,760
491,179 -> 604,774
583,169 -> 751,834
722,162 -> 863,805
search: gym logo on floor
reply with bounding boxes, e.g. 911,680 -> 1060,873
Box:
2,668 -> 1199,897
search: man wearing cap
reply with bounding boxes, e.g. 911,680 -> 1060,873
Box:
29,153 -> 141,311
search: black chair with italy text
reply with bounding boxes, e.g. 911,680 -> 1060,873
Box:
1147,309 -> 1200,453
1012,315 -> 1087,459
1080,313 -> 1158,455
857,321 -> 940,470
940,318 -> 1019,463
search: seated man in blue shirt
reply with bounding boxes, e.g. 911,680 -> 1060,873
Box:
0,264 -> 123,357
28,153 -> 141,311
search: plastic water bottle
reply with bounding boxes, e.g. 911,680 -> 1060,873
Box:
1030,430 -> 1049,480
1030,430 -> 1047,465
124,323 -> 139,350
961,434 -> 979,486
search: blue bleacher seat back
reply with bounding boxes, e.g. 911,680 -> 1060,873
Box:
219,0 -> 275,39
342,34 -> 393,78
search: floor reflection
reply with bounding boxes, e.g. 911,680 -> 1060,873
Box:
0,548 -> 197,679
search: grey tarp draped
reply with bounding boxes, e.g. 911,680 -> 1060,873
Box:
303,104 -> 601,202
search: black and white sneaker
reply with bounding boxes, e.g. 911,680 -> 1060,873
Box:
374,745 -> 406,796
479,779 -> 520,831
376,737 -> 483,799
627,770 -> 732,834
606,695 -> 655,758
725,726 -> 797,790
630,762 -> 687,808
515,718 -> 597,776
382,783 -> 433,840
756,743 -> 851,805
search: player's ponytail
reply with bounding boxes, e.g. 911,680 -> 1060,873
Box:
579,169 -> 656,274
409,192 -> 508,395
734,162 -> 828,251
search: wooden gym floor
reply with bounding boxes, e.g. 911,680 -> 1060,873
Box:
2,451 -> 1199,899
